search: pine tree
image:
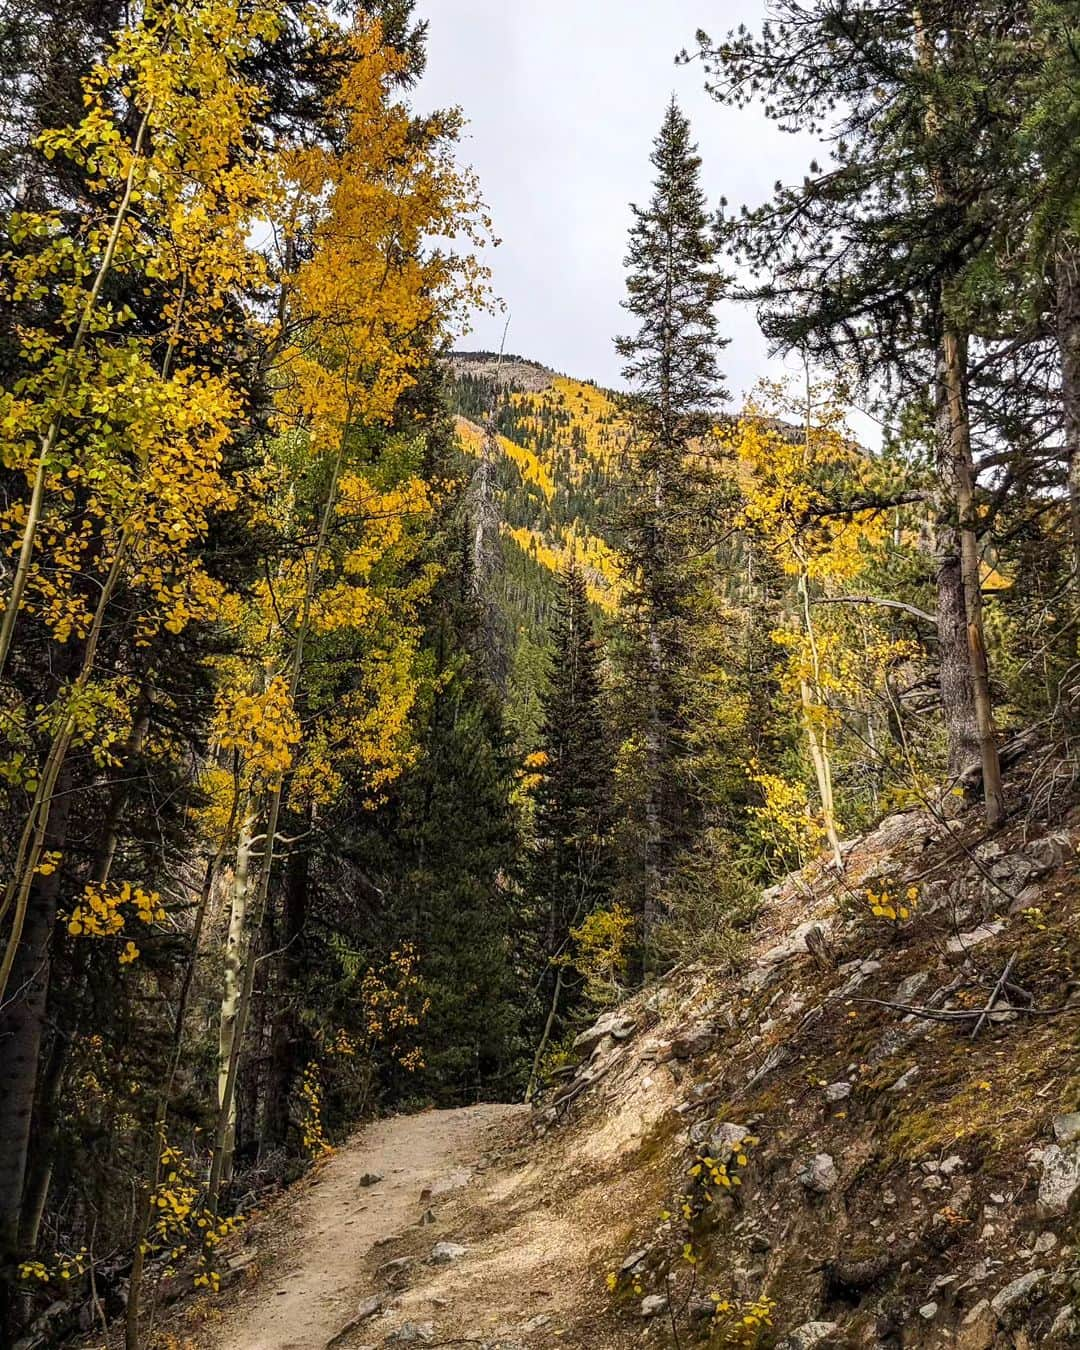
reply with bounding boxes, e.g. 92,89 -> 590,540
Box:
695,2 -> 1027,821
612,99 -> 730,938
526,562 -> 613,1096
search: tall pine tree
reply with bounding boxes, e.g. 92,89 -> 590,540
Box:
613,99 -> 730,940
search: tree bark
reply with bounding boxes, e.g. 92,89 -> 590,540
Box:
0,763 -> 72,1334
217,800 -> 257,1189
262,838 -> 310,1152
939,330 -> 1004,824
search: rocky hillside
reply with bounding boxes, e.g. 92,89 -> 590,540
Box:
526,744 -> 1080,1347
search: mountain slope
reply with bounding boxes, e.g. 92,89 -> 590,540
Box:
445,352 -> 627,745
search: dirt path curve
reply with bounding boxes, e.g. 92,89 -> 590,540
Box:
204,1104 -> 524,1350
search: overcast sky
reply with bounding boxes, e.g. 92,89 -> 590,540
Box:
415,0 -> 825,408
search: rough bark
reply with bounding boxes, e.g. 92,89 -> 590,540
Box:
940,330 -> 1004,824
0,763 -> 72,1331
263,839 -> 310,1152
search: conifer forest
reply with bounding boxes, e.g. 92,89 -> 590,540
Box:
3,2 -> 1080,1347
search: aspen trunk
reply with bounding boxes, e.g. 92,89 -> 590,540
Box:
0,764 -> 72,1332
217,801 -> 257,1189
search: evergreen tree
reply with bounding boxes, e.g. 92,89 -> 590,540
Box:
694,3 -> 1036,817
525,562 -> 613,1096
612,99 -> 731,939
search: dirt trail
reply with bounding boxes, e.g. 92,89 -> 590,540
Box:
201,1104 -> 525,1350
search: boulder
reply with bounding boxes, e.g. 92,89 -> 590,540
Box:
571,1010 -> 636,1056
1037,1143 -> 1080,1218
429,1241 -> 468,1264
619,1248 -> 648,1276
672,1022 -> 718,1060
1052,1111 -> 1080,1145
1022,832 -> 1071,877
990,1269 -> 1046,1318
640,1294 -> 666,1318
797,1153 -> 838,1194
703,1121 -> 752,1162
946,923 -> 1004,956
893,970 -> 930,1003
779,1322 -> 839,1350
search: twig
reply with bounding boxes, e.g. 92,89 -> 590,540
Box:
852,995 -> 1068,1022
971,953 -> 1018,1040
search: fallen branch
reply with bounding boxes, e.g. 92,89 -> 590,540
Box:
971,953 -> 1018,1040
852,995 -> 1068,1023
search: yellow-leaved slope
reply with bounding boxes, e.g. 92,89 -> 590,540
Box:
451,368 -> 627,611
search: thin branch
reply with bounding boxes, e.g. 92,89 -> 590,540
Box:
813,595 -> 936,624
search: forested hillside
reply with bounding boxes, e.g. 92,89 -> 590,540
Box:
2,0 -> 1080,1347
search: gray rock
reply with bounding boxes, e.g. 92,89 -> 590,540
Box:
384,1324 -> 435,1345
1033,1231 -> 1058,1255
359,1172 -> 384,1186
825,1081 -> 852,1103
640,1294 -> 667,1318
779,1322 -> 839,1350
990,1269 -> 1046,1316
1022,832 -> 1071,876
760,917 -> 836,966
918,1302 -> 938,1320
889,1066 -> 920,1093
1052,1111 -> 1080,1144
354,1296 -> 384,1320
572,1010 -> 636,1055
894,970 -> 931,1003
946,923 -> 1004,956
429,1241 -> 468,1264
940,1154 -> 964,1176
1037,1143 -> 1080,1217
797,1153 -> 838,1194
672,1022 -> 717,1059
1050,1305 -> 1079,1342
619,1248 -> 648,1276
703,1121 -> 751,1162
